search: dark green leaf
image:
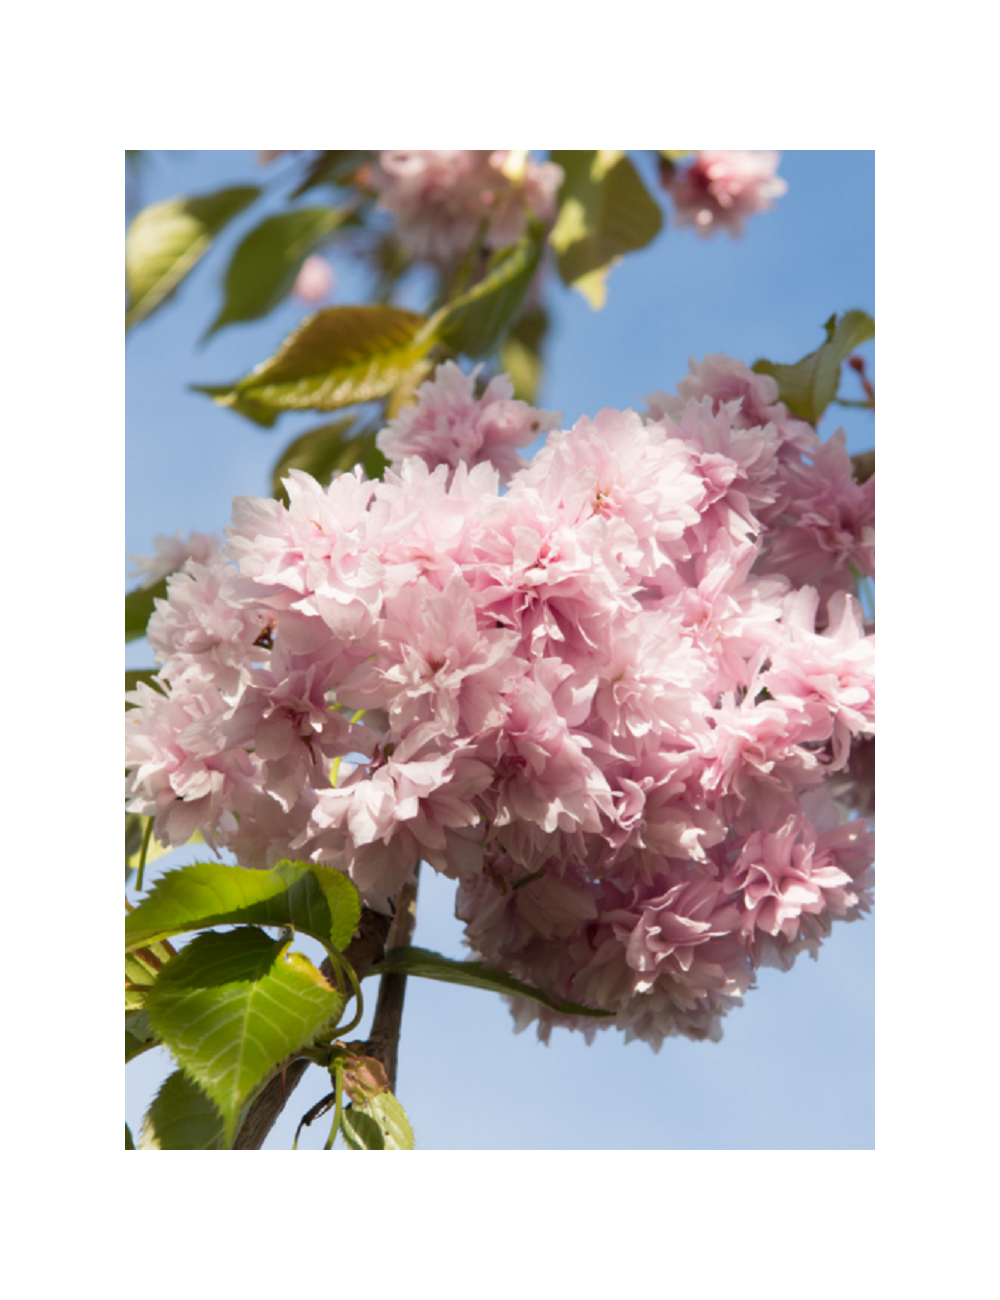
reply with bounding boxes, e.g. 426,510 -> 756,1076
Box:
125,577 -> 168,643
270,418 -> 383,502
145,928 -> 343,1146
369,946 -> 614,1019
126,1007 -> 159,1062
125,186 -> 259,331
126,669 -> 162,704
126,1123 -> 135,1150
753,310 -> 875,423
291,151 -> 372,199
549,151 -> 662,307
125,858 -> 361,955
852,450 -> 875,484
139,1069 -> 227,1150
125,811 -> 145,860
500,304 -> 549,403
340,1106 -> 385,1150
434,229 -> 542,358
197,305 -> 434,419
205,207 -> 352,338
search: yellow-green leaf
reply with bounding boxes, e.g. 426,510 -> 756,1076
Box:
126,186 -> 259,332
549,151 -> 662,308
145,928 -> 343,1147
198,305 -> 434,419
124,858 -> 360,955
753,311 -> 875,424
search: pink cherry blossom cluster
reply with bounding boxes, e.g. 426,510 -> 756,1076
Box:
367,151 -> 564,265
665,151 -> 787,237
126,354 -> 874,1048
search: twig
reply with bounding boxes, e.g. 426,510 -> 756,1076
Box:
365,865 -> 420,1094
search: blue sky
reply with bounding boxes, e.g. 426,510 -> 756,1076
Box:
125,150 -> 875,1150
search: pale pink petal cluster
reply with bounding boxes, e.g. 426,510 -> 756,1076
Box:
377,361 -> 560,483
127,352 -> 873,1050
667,151 -> 787,237
128,531 -> 221,589
368,151 -> 564,264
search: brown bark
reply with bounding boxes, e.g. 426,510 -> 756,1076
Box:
364,866 -> 420,1093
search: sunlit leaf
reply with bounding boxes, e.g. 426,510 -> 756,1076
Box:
145,928 -> 343,1146
205,207 -> 353,337
125,186 -> 259,331
549,151 -> 662,307
369,946 -> 613,1018
125,858 -> 361,954
197,306 -> 434,419
359,1090 -> 414,1150
139,1069 -> 227,1150
753,310 -> 875,423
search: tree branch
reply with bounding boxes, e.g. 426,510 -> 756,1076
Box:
365,865 -> 420,1093
232,905 -> 392,1150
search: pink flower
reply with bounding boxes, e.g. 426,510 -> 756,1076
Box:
377,362 -> 560,483
292,254 -> 335,305
368,150 -> 564,264
126,346 -> 874,1050
128,531 -> 221,588
759,430 -> 875,606
667,151 -> 786,237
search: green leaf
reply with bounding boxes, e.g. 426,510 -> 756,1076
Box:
369,946 -> 614,1019
125,577 -> 168,643
125,858 -> 361,955
189,383 -> 282,428
145,928 -> 343,1146
126,1123 -> 135,1150
291,151 -> 372,198
126,669 -> 162,705
125,186 -> 259,332
270,418 -> 384,503
852,450 -> 875,484
126,1009 -> 158,1062
340,1106 -> 385,1150
500,304 -> 549,403
549,151 -> 662,307
356,1090 -> 414,1150
125,811 -> 145,861
434,228 -> 543,358
205,207 -> 352,338
126,937 -> 176,1015
752,310 -> 875,423
139,1069 -> 227,1150
124,817 -> 182,875
198,305 -> 434,420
